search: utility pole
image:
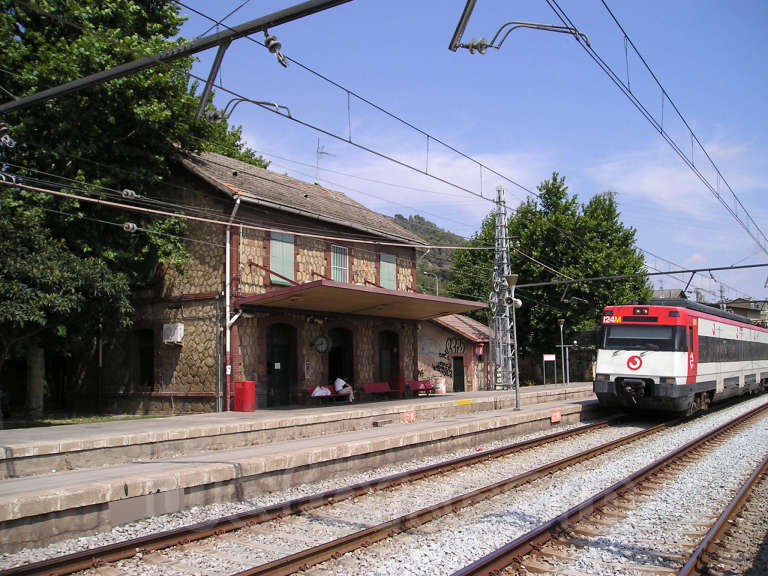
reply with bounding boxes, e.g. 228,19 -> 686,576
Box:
489,186 -> 516,394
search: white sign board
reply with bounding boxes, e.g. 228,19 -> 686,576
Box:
543,354 -> 556,361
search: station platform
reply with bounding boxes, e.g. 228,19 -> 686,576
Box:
0,383 -> 598,550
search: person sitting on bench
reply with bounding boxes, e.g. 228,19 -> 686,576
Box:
333,377 -> 354,403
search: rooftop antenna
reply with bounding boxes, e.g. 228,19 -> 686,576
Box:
314,137 -> 335,184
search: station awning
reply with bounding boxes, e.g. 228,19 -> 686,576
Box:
237,279 -> 486,321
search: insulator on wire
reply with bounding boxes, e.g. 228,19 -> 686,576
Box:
121,188 -> 138,199
264,31 -> 288,68
123,222 -> 138,233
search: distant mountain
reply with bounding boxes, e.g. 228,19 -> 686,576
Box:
392,214 -> 466,295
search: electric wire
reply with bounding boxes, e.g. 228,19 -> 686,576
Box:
194,0 -> 252,39
7,152 -> 733,302
7,3 -> 748,301
6,2 -> 580,285
0,179 -> 494,252
544,0 -> 768,259
175,0 -> 538,201
8,1 -> 497,207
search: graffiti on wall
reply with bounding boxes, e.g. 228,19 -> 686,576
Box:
432,361 -> 452,377
444,337 -> 465,355
431,337 -> 465,377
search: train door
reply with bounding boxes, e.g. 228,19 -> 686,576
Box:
687,320 -> 698,384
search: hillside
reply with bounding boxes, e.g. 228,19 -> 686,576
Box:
392,214 -> 466,295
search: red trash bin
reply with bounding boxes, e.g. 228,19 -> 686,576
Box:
234,380 -> 255,411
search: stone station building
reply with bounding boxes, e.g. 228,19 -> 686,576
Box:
418,314 -> 491,392
102,151 -> 485,413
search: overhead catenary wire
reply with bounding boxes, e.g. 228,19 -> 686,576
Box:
515,263 -> 768,289
8,145 -> 734,302
5,1 -> 497,207
7,3 -> 751,301
3,2 -> 597,288
175,0 -> 538,202
0,179 -> 494,252
544,0 -> 768,260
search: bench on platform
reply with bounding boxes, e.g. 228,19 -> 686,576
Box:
407,379 -> 436,396
362,381 -> 400,400
306,385 -> 346,403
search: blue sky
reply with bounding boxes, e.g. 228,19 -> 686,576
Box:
178,0 -> 768,302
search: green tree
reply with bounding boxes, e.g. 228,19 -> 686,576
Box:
449,172 -> 651,363
0,0 -> 267,416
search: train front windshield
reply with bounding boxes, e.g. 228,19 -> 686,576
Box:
601,324 -> 687,352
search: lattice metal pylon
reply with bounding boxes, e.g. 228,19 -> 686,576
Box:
489,186 -> 516,389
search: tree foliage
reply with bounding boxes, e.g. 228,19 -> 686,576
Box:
0,1 -> 267,398
449,173 -> 652,358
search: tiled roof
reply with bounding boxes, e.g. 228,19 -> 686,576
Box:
432,314 -> 489,342
181,151 -> 425,245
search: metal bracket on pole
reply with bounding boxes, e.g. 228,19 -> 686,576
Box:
0,0 -> 353,114
194,40 -> 231,122
682,271 -> 696,296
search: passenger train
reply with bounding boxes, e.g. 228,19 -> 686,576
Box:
593,300 -> 768,414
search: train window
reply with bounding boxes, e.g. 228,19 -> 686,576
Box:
601,325 -> 686,352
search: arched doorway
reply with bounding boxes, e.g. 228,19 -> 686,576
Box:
378,330 -> 399,386
328,327 -> 353,384
266,323 -> 296,407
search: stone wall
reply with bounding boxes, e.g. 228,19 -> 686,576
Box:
98,170 -> 423,413
417,322 -> 487,392
296,237 -> 327,282
238,227 -> 267,294
352,246 -> 377,285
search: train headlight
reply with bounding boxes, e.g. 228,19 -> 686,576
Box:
595,374 -> 610,381
659,377 -> 676,384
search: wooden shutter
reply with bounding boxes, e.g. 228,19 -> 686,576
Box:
380,253 -> 396,290
270,232 -> 294,285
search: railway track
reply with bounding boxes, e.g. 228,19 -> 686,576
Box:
3,397 -> 766,576
680,451 -> 768,576
454,401 -> 768,576
1,417 -> 644,576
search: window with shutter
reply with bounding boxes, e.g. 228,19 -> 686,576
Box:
270,232 -> 294,285
331,244 -> 348,282
380,253 -> 396,290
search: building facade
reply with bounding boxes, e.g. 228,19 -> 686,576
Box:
417,314 -> 490,392
99,152 -> 484,413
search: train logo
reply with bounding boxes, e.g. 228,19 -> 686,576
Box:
627,355 -> 643,371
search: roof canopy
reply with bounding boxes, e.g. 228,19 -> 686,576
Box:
237,280 -> 486,321
433,314 -> 489,342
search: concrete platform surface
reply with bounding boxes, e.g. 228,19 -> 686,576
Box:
0,385 -> 599,549
0,384 -> 594,479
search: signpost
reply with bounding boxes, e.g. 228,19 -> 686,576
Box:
543,353 -> 556,384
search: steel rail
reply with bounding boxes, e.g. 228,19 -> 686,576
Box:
451,401 -> 768,576
0,419 -> 620,576
677,451 -> 768,575
229,422 -> 671,575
